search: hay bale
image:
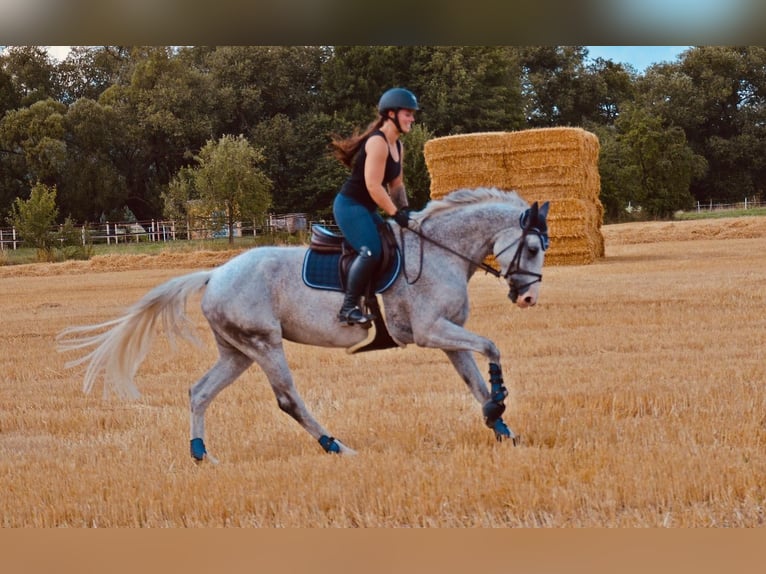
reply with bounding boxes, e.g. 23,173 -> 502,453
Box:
424,128 -> 600,202
424,128 -> 604,266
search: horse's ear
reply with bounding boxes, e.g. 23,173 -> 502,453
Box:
539,201 -> 550,220
522,202 -> 539,230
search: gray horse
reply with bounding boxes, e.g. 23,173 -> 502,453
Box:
57,187 -> 549,459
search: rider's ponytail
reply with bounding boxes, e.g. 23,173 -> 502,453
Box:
329,115 -> 387,168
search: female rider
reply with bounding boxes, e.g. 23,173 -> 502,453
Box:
330,87 -> 418,326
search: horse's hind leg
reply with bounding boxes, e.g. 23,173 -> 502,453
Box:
443,349 -> 518,445
248,341 -> 357,455
189,343 -> 253,462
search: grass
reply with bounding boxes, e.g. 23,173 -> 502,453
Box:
0,231 -> 308,266
1,222 -> 765,526
674,206 -> 766,220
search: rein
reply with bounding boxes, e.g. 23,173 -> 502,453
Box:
400,224 -> 501,283
397,215 -> 547,287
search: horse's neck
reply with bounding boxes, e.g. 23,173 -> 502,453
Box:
428,205 -> 512,260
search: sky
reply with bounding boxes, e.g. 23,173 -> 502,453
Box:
585,46 -> 691,72
38,46 -> 692,74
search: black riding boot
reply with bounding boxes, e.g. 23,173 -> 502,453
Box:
338,247 -> 377,326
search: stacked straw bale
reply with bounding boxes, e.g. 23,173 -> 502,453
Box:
423,127 -> 604,266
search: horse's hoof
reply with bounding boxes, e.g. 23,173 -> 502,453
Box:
491,419 -> 518,445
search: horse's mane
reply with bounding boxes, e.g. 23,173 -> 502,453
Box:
418,187 -> 528,219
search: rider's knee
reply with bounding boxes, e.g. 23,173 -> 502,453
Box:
359,245 -> 382,262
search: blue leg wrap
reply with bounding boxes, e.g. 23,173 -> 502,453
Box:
488,362 -> 508,403
318,435 -> 341,454
483,363 -> 518,444
483,362 -> 508,426
190,438 -> 207,461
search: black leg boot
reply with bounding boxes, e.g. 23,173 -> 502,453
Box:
338,247 -> 378,326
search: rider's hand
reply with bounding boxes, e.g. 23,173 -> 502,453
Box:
393,209 -> 411,228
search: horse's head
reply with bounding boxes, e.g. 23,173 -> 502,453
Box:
494,201 -> 550,308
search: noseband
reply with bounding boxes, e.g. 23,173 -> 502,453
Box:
494,224 -> 548,301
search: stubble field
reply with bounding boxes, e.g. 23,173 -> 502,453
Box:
1,216 -> 765,527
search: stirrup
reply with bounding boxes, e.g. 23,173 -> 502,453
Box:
338,305 -> 375,326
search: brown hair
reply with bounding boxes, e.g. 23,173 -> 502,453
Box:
330,115 -> 387,168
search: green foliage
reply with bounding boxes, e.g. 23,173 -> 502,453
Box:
637,47 -> 766,204
412,46 -> 526,135
597,105 -> 706,220
3,45 -> 766,226
0,98 -> 67,184
162,166 -> 197,221
55,217 -> 94,261
0,46 -> 61,107
251,112 -> 351,219
403,124 -> 434,209
6,182 -> 59,261
166,135 -> 272,244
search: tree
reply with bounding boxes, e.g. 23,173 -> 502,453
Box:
402,123 -> 434,209
60,97 -> 127,221
6,182 -> 59,261
0,46 -> 60,107
639,47 -> 766,203
414,46 -> 526,136
320,46 -> 414,127
598,105 -> 706,219
205,46 -> 328,135
520,46 -> 594,127
96,46 -> 218,221
165,135 -> 272,243
57,46 -> 131,104
0,98 -> 67,195
583,57 -> 637,126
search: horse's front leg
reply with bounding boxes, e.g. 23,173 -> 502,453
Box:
444,350 -> 518,444
416,317 -> 517,444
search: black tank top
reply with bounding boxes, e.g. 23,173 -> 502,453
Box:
339,130 -> 402,210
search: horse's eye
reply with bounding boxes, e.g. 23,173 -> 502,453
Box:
527,245 -> 539,256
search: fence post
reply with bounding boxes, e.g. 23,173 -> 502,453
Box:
13,227 -> 17,249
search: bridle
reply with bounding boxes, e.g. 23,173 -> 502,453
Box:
397,211 -> 549,295
495,215 -> 549,300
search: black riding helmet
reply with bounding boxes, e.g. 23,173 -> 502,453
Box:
378,88 -> 419,133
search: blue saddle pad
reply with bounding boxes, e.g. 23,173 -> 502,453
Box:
302,249 -> 401,293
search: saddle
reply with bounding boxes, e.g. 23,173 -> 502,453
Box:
303,222 -> 400,293
302,222 -> 402,354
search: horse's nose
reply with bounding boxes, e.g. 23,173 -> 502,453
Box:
517,292 -> 537,308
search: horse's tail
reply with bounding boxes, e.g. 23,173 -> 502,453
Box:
56,270 -> 213,399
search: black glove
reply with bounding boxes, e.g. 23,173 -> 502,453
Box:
393,209 -> 411,228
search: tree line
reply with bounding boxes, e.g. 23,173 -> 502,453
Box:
1,45 -> 765,227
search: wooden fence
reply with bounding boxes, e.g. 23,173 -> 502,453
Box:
0,213 -> 328,251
